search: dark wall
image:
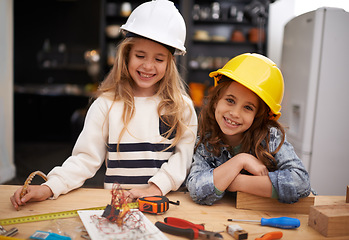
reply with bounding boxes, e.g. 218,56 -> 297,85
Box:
14,0 -> 101,142
14,0 -> 101,84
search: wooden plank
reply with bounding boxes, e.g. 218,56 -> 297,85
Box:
308,204 -> 349,237
236,192 -> 315,214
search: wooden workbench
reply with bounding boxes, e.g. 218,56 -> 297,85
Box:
0,185 -> 347,239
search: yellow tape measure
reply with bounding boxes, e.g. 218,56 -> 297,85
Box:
0,236 -> 25,240
0,202 -> 139,226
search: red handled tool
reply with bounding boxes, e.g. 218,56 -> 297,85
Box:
155,217 -> 223,239
255,231 -> 283,240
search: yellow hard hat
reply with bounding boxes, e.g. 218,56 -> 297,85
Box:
209,53 -> 284,120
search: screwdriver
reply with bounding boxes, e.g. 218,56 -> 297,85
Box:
227,217 -> 300,229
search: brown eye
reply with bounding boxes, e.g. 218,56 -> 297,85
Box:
226,98 -> 234,104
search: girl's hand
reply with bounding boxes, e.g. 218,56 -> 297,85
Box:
10,185 -> 53,210
236,153 -> 269,176
125,183 -> 162,202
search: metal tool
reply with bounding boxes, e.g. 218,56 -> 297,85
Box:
227,217 -> 300,229
0,225 -> 18,237
255,231 -> 283,240
155,217 -> 223,239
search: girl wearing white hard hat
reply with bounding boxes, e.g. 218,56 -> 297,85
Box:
11,0 -> 197,209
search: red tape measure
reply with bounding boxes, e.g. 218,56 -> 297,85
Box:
138,196 -> 169,214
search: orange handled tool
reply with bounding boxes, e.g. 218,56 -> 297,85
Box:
255,231 -> 283,240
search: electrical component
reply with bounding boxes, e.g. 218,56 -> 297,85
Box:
226,224 -> 248,240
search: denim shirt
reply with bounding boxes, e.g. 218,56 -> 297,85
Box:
186,128 -> 311,205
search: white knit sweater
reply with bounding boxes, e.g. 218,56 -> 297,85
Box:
44,94 -> 198,199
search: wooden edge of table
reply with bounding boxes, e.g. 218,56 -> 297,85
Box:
1,185 -> 348,240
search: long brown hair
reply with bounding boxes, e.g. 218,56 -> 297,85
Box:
96,37 -> 194,150
197,78 -> 285,171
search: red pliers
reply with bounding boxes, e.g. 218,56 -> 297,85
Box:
155,217 -> 223,239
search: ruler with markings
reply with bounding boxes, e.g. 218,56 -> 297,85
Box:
0,206 -> 105,226
0,202 -> 139,226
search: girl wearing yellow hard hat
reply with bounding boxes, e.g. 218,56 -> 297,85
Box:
186,53 -> 311,205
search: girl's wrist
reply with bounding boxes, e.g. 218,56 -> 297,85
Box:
232,153 -> 246,171
42,185 -> 53,199
228,174 -> 243,192
147,183 -> 163,196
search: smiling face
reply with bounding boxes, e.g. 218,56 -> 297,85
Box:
215,81 -> 260,146
128,37 -> 169,97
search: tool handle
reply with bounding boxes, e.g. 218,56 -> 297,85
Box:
255,231 -> 283,240
155,221 -> 197,239
165,217 -> 205,231
261,217 -> 300,229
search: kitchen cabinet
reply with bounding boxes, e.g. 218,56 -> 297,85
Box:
185,0 -> 270,107
100,0 -> 133,76
14,0 -> 271,139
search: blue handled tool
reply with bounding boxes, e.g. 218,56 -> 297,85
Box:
228,217 -> 300,229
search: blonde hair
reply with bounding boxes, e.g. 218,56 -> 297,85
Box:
197,78 -> 285,171
96,37 -> 191,151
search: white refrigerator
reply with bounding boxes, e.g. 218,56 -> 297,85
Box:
280,7 -> 349,196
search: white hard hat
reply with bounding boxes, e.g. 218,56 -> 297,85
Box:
120,0 -> 186,55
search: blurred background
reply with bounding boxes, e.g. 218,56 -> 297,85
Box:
1,0 -> 348,195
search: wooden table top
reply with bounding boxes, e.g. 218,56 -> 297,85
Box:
0,185 -> 347,240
